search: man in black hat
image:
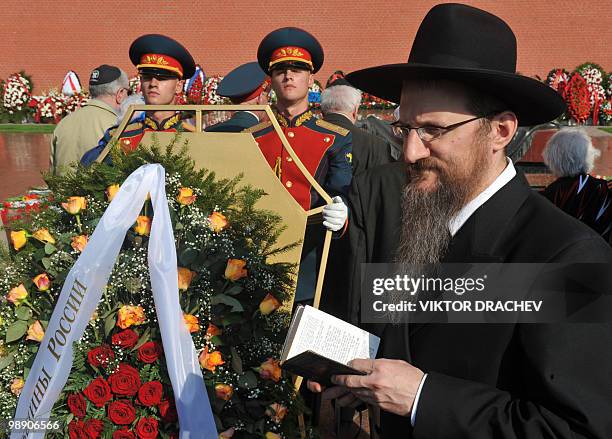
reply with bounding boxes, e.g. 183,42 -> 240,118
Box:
246,27 -> 353,305
51,64 -> 129,174
308,4 -> 612,438
81,34 -> 196,165
206,61 -> 270,132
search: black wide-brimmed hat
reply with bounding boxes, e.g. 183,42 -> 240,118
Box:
257,27 -> 324,74
129,34 -> 196,79
346,3 -> 565,126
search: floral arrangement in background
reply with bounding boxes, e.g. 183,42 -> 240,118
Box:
202,76 -> 230,105
545,62 -> 611,125
1,72 -> 33,123
28,90 -> 90,124
129,76 -> 142,96
0,138 -> 307,438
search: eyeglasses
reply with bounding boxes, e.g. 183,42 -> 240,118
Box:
391,111 -> 502,142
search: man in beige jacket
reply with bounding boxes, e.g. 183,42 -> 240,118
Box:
50,65 -> 129,174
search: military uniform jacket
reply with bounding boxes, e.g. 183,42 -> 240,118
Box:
244,108 -> 352,210
347,162 -> 612,438
80,112 -> 191,165
51,99 -> 118,174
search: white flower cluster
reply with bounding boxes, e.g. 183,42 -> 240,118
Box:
202,75 -> 226,104
2,73 -> 31,114
579,67 -> 606,106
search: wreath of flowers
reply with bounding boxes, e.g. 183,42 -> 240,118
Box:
1,72 -> 33,123
575,62 -> 606,108
566,73 -> 591,124
0,139 -> 308,438
202,76 -> 230,105
129,76 -> 142,96
186,73 -> 204,105
546,68 -> 570,95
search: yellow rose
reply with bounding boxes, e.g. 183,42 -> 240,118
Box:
184,314 -> 200,333
6,284 -> 28,305
32,273 -> 51,292
32,228 -> 55,244
106,184 -> 120,202
259,293 -> 281,315
134,215 -> 152,236
199,347 -> 225,372
266,403 -> 288,424
61,196 -> 87,215
265,433 -> 281,439
26,320 -> 45,342
224,259 -> 247,281
259,358 -> 282,382
116,305 -> 146,329
208,212 -> 229,233
10,378 -> 24,396
10,230 -> 27,251
215,383 -> 234,401
177,187 -> 196,206
177,267 -> 196,291
219,428 -> 235,438
71,235 -> 88,253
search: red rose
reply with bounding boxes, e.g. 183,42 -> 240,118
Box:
68,419 -> 86,439
83,377 -> 112,407
67,392 -> 87,418
158,397 -> 178,423
113,429 -> 136,439
112,329 -> 139,349
136,417 -> 158,439
108,363 -> 141,396
87,345 -> 115,368
108,399 -> 137,425
138,381 -> 163,407
84,419 -> 105,439
137,341 -> 162,363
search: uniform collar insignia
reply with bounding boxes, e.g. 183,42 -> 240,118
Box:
144,113 -> 183,131
273,107 -> 313,128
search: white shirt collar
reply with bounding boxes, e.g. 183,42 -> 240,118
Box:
448,158 -> 516,236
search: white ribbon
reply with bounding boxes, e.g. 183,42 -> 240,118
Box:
12,164 -> 217,439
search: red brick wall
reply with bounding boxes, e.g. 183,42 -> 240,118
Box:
1,0 -> 610,93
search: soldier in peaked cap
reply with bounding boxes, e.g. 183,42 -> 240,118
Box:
81,34 -> 196,165
206,62 -> 270,132
245,27 -> 353,307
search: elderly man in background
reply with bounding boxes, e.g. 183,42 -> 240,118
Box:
50,65 -> 128,174
321,79 -> 394,175
542,127 -> 611,241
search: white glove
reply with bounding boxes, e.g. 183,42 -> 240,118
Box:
322,196 -> 348,232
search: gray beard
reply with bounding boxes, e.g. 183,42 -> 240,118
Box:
395,172 -> 469,266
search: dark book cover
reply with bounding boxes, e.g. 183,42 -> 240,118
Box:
281,350 -> 367,387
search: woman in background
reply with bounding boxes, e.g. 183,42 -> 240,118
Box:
542,127 -> 611,242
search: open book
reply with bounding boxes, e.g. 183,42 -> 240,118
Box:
280,305 -> 380,386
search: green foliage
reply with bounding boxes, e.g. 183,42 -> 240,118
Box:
0,133 -> 306,437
